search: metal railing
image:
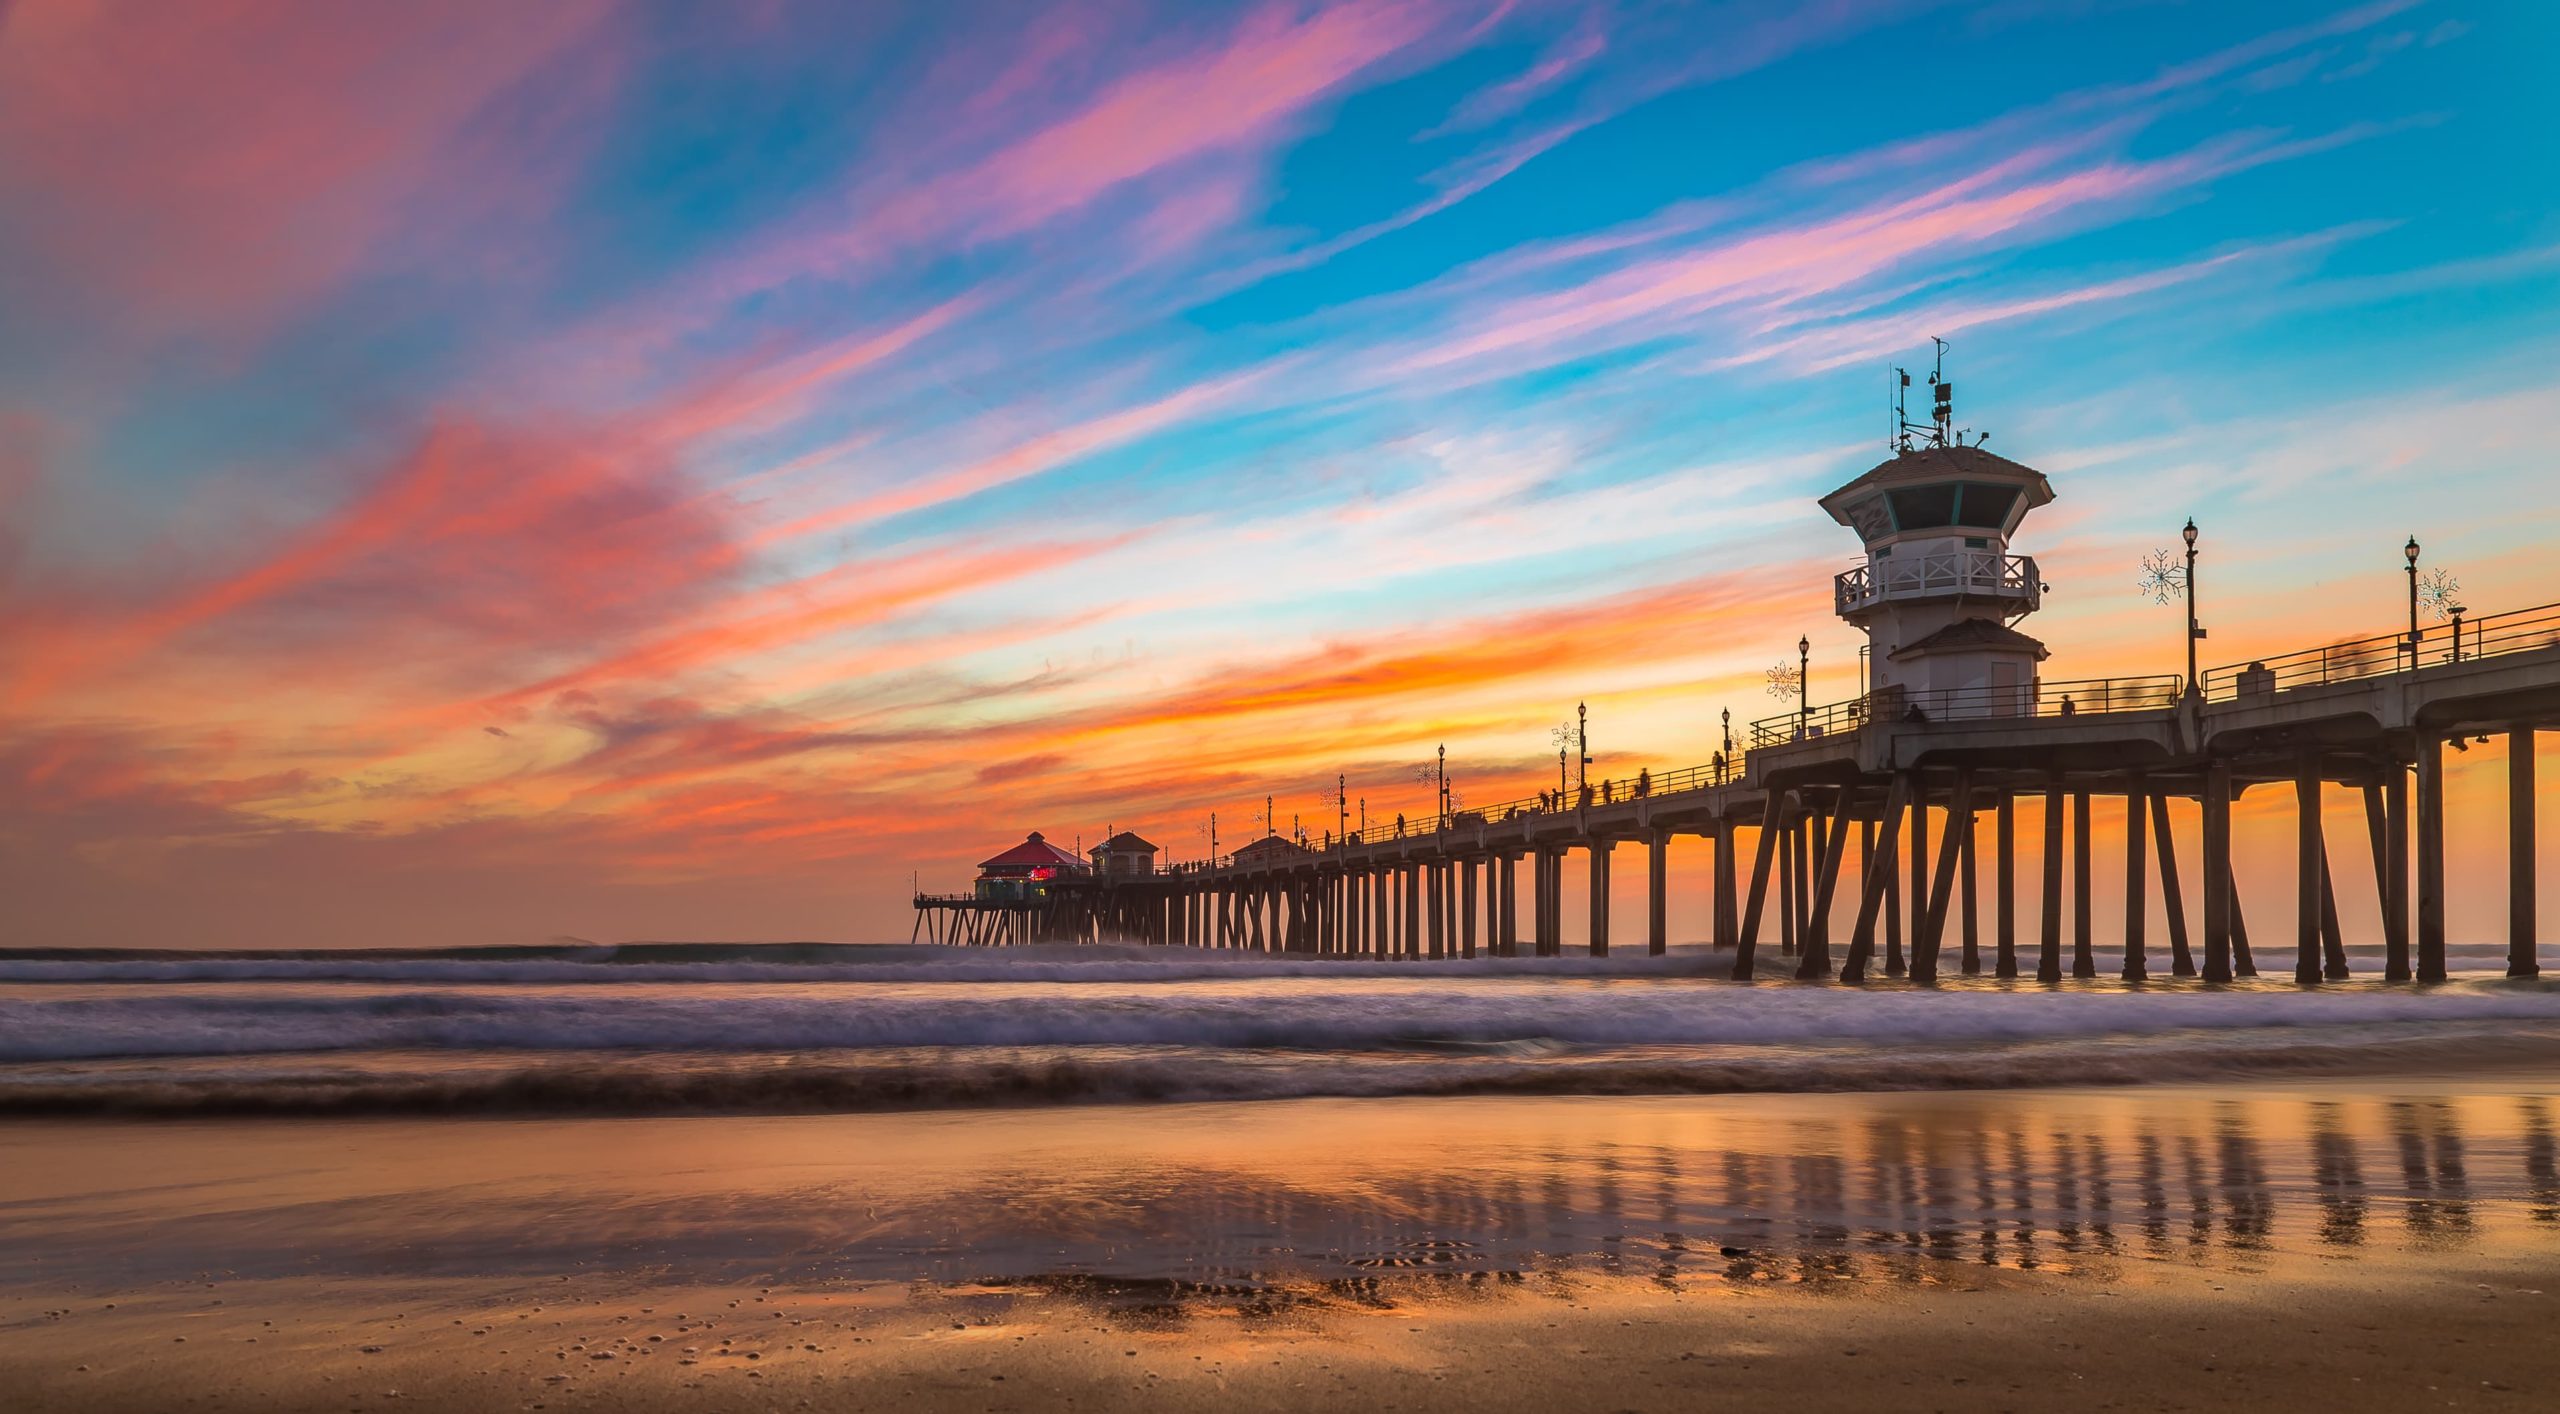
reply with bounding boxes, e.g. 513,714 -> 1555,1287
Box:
2200,600 -> 2560,700
1749,673 -> 2182,748
1835,551 -> 2039,616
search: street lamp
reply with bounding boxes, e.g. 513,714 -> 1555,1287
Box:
1797,636 -> 1811,730
1577,701 -> 1589,794
2183,518 -> 2201,693
2405,535 -> 2421,669
1720,706 -> 1732,781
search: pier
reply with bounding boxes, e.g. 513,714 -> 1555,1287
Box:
917,381 -> 2560,982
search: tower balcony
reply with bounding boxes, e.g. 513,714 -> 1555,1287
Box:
1835,551 -> 2040,618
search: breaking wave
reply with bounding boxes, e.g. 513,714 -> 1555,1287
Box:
10,1024 -> 2560,1118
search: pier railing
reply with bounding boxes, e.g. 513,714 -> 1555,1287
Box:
1748,673 -> 2182,748
2200,599 -> 2560,700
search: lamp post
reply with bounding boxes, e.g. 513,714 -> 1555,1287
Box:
1721,707 -> 1732,782
1797,636 -> 1811,730
2405,535 -> 2421,670
1577,702 -> 1589,794
1436,745 -> 1447,828
2183,518 -> 2201,694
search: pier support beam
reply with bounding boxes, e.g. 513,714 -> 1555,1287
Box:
1842,773 -> 1913,984
1914,770 -> 1974,983
1960,797 -> 1981,976
2367,780 -> 2407,981
1732,792 -> 1786,980
2154,792 -> 2194,977
2297,761 -> 2325,986
2124,775 -> 2149,981
2514,728 -> 2540,979
1499,854 -> 1518,957
1996,792 -> 2018,979
1777,819 -> 1798,959
1647,831 -> 1669,956
1714,815 -> 1738,950
1898,792 -> 1926,978
2418,735 -> 2447,982
1589,841 -> 1612,957
2072,790 -> 2095,979
2203,765 -> 2234,982
1461,859 -> 1479,959
1798,798 -> 1856,982
2039,774 -> 2066,983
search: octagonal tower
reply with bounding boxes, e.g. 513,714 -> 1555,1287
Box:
1819,441 -> 2053,717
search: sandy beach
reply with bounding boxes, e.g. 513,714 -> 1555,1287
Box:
9,1079 -> 2560,1412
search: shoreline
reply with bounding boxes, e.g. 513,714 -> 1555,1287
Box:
11,1074 -> 2560,1410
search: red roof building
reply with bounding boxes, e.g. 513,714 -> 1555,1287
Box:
974,831 -> 1087,901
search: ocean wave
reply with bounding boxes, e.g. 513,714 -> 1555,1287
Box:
6,976 -> 2560,1063
0,944 -> 1726,987
9,1025 -> 2560,1117
0,940 -> 2526,988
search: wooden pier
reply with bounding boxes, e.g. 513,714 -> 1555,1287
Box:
917,602 -> 2560,981
918,402 -> 2558,979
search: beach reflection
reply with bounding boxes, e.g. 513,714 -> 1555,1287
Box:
9,1086 -> 2560,1312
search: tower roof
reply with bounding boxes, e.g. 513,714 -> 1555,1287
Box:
1095,831 -> 1158,853
1819,444 -> 2054,543
1886,618 -> 2049,662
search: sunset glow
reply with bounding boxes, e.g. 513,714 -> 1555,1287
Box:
4,0 -> 2555,948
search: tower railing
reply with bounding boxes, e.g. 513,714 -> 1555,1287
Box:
1835,551 -> 2040,616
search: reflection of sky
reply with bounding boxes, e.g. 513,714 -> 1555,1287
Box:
2,2 -> 2556,945
6,1090 -> 2559,1291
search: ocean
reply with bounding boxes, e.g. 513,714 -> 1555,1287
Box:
7,940 -> 2560,1118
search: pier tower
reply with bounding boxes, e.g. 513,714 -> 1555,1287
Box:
1819,353 -> 2052,718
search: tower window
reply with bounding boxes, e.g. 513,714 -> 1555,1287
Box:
1886,483 -> 1959,529
1953,482 -> 2020,528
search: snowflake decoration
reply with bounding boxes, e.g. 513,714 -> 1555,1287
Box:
2419,567 -> 2463,622
1765,662 -> 1804,699
2137,547 -> 2188,605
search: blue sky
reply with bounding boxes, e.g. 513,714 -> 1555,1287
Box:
2,0 -> 2555,946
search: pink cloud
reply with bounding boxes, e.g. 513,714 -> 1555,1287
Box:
0,0 -> 615,346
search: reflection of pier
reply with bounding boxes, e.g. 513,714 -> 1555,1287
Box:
918,394 -> 2560,982
899,1093 -> 2560,1297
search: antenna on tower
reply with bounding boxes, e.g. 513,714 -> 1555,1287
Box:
1891,337 -> 1987,451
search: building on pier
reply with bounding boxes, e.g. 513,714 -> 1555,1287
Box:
1089,830 -> 1160,877
973,831 -> 1085,901
1229,833 -> 1311,868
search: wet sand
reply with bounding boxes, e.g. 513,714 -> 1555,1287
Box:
7,1079 -> 2560,1411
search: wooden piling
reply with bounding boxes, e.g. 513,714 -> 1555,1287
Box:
1732,792 -> 1787,980
1792,794 -> 1850,980
2297,761 -> 2324,986
2072,789 -> 2095,979
1647,831 -> 1669,956
2514,728 -> 2539,979
2123,775 -> 2149,981
1589,841 -> 1612,957
2417,735 -> 2446,981
1842,773 -> 1913,984
2040,774 -> 2065,983
1996,792 -> 2018,979
1914,770 -> 1974,982
2203,765 -> 2234,982
2153,792 -> 2194,977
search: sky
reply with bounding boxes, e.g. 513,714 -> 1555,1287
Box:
3,0 -> 2558,950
